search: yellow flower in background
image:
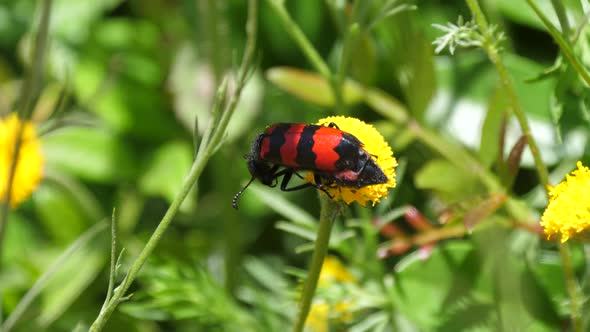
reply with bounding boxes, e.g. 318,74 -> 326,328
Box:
0,113 -> 44,207
318,256 -> 356,285
305,256 -> 356,332
540,161 -> 590,242
306,302 -> 329,332
305,116 -> 397,206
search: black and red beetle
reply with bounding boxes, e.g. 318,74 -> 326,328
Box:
232,122 -> 388,209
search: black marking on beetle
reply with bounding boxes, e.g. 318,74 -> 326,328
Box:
334,132 -> 364,171
295,125 -> 319,169
265,123 -> 290,163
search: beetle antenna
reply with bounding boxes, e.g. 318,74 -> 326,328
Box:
232,177 -> 256,210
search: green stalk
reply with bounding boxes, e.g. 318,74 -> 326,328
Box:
549,0 -> 570,37
407,120 -> 502,192
525,0 -> 590,86
88,139 -> 212,332
266,0 -> 331,79
559,242 -> 582,332
292,195 -> 342,332
88,1 -> 257,330
465,1 -> 582,329
364,88 -> 501,192
0,0 -> 52,263
267,0 -> 348,113
465,0 -> 549,190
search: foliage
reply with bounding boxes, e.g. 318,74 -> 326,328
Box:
1,0 -> 589,331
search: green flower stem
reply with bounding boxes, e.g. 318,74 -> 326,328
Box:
407,120 -> 502,193
292,195 -> 342,332
549,0 -> 570,37
267,0 -> 330,79
466,1 -> 581,329
465,0 -> 549,191
89,139 -> 212,332
525,0 -> 590,86
267,0 -> 348,113
559,242 -> 582,332
0,0 -> 51,264
364,88 -> 536,221
88,2 -> 257,330
364,88 -> 501,193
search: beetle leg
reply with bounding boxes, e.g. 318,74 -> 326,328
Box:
279,170 -> 316,192
277,171 -> 334,198
265,165 -> 282,187
327,122 -> 339,129
312,173 -> 334,198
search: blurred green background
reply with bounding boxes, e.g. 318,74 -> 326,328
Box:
1,0 -> 590,331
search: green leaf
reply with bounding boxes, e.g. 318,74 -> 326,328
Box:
39,246 -> 106,327
347,32 -> 378,86
376,11 -> 436,121
73,19 -> 181,139
2,213 -> 40,265
138,140 -> 195,212
392,241 -> 486,330
43,126 -> 137,183
33,182 -> 91,242
248,182 -> 316,226
436,52 -> 555,121
479,86 -> 508,167
243,257 -> 288,294
275,221 -> 316,241
51,0 -> 124,43
463,193 -> 506,231
266,67 -> 364,107
168,44 -> 263,142
391,239 -> 559,331
414,159 -> 480,201
260,0 -> 325,61
530,249 -> 578,317
496,0 -> 584,31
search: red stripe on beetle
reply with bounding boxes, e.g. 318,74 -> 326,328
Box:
260,137 -> 270,158
311,126 -> 341,171
259,124 -> 279,158
280,124 -> 306,167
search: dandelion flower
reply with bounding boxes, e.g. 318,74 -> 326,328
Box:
305,116 -> 397,206
540,161 -> 590,242
0,113 -> 44,207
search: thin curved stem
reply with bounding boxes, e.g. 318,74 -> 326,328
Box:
559,242 -> 582,332
465,0 -> 549,191
465,1 -> 582,330
550,0 -> 571,37
88,1 -> 258,330
267,0 -> 353,114
0,0 -> 52,264
525,0 -> 590,86
266,0 -> 331,79
292,195 -> 342,332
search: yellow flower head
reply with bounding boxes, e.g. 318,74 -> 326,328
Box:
540,161 -> 590,242
318,256 -> 356,285
305,116 -> 397,206
0,113 -> 44,207
306,256 -> 356,332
